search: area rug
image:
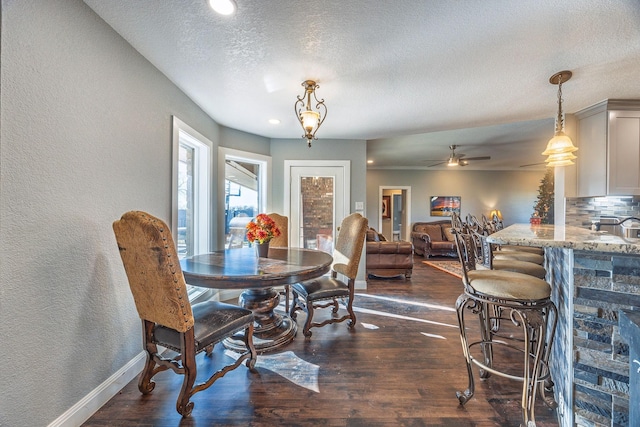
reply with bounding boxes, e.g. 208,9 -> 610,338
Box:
423,260 -> 462,278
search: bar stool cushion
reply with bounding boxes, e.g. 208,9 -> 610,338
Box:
498,245 -> 544,255
494,251 -> 544,265
490,259 -> 546,279
466,270 -> 551,300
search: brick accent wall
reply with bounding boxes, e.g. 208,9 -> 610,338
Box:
300,177 -> 334,249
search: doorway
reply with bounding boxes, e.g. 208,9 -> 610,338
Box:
378,186 -> 411,241
218,147 -> 271,250
285,160 -> 351,253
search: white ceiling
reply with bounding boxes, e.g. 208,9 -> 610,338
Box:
83,0 -> 640,170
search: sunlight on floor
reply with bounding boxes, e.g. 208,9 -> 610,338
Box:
356,293 -> 457,312
353,306 -> 458,329
361,322 -> 379,329
225,350 -> 320,393
421,332 -> 446,340
262,296 -> 458,392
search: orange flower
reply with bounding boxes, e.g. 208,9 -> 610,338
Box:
246,213 -> 281,244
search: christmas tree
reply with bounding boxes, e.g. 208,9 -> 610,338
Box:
533,169 -> 554,224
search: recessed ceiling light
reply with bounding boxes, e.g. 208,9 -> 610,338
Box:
367,160 -> 374,164
208,0 -> 237,15
269,119 -> 281,125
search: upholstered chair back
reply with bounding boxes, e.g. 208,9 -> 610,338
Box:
332,213 -> 368,280
113,211 -> 194,333
267,213 -> 288,247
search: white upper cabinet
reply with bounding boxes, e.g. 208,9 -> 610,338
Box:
576,100 -> 640,197
608,110 -> 640,195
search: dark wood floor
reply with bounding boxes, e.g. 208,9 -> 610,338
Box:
84,259 -> 558,426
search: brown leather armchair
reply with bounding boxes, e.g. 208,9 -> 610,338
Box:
366,228 -> 413,279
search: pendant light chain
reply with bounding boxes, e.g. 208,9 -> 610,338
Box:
556,74 -> 564,134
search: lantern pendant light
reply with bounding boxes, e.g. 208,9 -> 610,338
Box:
294,80 -> 327,147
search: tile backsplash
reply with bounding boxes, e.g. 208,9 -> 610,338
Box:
566,196 -> 640,228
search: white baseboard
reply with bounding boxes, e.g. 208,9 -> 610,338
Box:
48,279 -> 365,427
47,351 -> 146,427
355,279 -> 367,289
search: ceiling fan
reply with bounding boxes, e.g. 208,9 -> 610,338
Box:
424,145 -> 491,167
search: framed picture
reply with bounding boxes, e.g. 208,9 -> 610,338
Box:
382,195 -> 391,218
430,196 -> 461,217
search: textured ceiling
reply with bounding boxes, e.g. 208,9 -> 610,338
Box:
83,0 -> 640,170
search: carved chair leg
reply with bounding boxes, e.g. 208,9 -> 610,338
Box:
331,298 -> 340,314
303,300 -> 315,337
289,289 -> 299,320
138,320 -> 157,394
205,344 -> 214,356
346,297 -> 356,328
244,323 -> 257,370
176,332 -> 197,418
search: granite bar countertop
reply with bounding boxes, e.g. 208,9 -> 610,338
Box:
487,224 -> 640,255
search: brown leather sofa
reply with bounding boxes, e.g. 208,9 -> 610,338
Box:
411,220 -> 457,258
366,228 -> 413,279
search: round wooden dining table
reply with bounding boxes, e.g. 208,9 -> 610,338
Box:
180,246 -> 333,353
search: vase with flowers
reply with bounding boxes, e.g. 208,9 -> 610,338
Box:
246,213 -> 281,257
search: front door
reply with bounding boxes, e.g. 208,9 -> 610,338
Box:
285,161 -> 350,253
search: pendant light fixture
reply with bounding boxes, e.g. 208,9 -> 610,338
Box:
294,80 -> 327,147
542,70 -> 578,167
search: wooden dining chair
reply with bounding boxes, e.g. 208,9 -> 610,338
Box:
289,213 -> 368,337
112,210 -> 257,417
267,213 -> 291,311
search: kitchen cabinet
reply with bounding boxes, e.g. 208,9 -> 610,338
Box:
576,99 -> 640,197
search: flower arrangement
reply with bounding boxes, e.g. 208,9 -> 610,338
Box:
246,213 -> 281,244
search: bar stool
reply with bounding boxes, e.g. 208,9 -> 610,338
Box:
452,229 -> 557,427
481,213 -> 544,256
493,249 -> 544,265
471,230 -> 546,279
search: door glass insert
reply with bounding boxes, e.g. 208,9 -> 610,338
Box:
300,176 -> 334,253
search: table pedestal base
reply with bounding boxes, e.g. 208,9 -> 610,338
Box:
223,287 -> 297,353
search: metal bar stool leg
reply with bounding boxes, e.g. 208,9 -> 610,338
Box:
455,293 -> 476,405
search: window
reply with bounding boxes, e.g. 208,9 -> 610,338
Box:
218,147 -> 271,249
172,117 -> 213,300
172,117 -> 211,257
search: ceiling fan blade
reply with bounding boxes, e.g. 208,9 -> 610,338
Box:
462,156 -> 491,161
519,162 -> 547,168
426,161 -> 446,167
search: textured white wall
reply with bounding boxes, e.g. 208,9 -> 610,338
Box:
0,1 -> 221,425
366,169 -> 546,228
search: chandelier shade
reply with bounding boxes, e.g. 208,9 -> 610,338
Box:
294,80 -> 327,147
545,151 -> 577,167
